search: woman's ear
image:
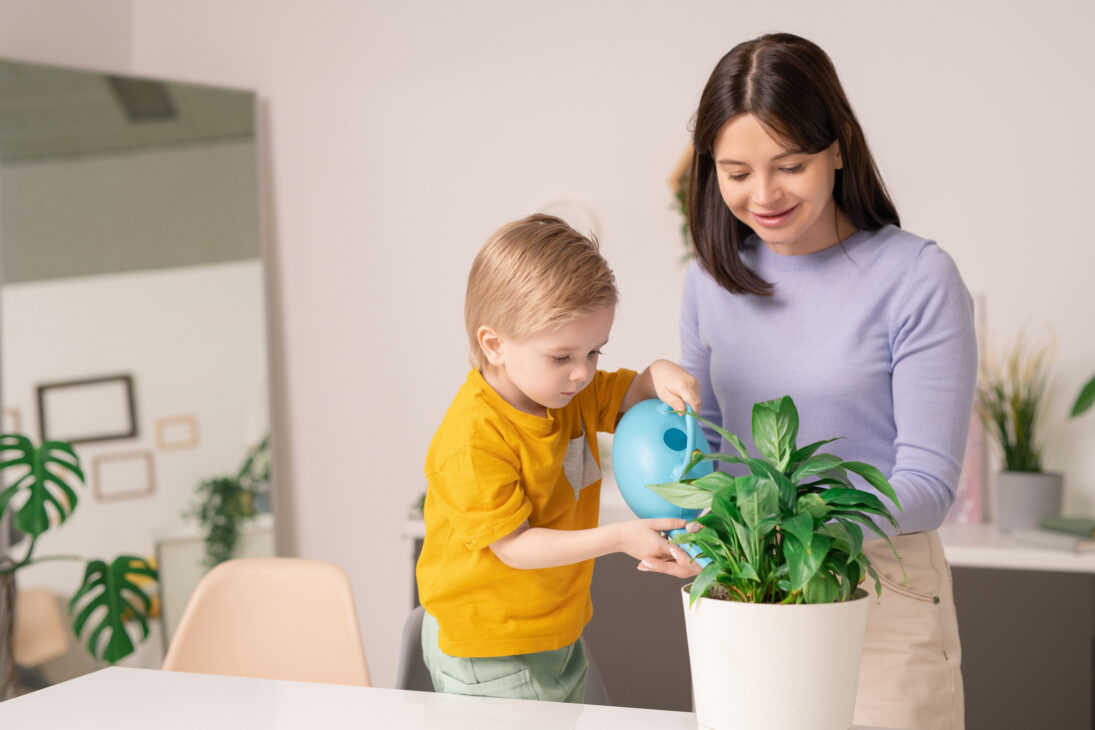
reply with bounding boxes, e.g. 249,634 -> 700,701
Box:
477,325 -> 505,366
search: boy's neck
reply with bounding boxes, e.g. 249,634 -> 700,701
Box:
479,365 -> 548,418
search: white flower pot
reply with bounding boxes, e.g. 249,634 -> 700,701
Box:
681,586 -> 870,730
994,471 -> 1063,531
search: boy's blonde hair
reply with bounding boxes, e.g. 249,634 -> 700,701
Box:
465,214 -> 618,370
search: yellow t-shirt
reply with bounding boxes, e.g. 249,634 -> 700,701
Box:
416,367 -> 636,657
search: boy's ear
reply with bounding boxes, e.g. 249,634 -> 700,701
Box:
477,325 -> 505,366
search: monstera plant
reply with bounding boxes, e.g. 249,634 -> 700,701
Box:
0,433 -> 157,682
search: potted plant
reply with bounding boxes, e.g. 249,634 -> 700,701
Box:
975,330 -> 1061,530
0,433 -> 157,698
647,395 -> 901,730
188,434 -> 271,569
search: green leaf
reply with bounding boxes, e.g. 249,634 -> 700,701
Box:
787,438 -> 843,472
795,493 -> 830,521
1071,375 -> 1095,418
0,434 -> 84,538
680,412 -> 749,458
647,481 -> 713,509
841,461 -> 902,511
687,470 -> 736,492
835,517 -> 864,563
689,562 -> 722,606
790,453 -> 844,484
804,570 -> 840,604
780,512 -> 815,548
736,476 -> 779,529
69,555 -> 158,663
751,400 -> 782,466
776,396 -> 800,456
784,531 -> 833,591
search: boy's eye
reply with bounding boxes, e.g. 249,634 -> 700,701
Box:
588,349 -> 603,359
552,355 -> 571,363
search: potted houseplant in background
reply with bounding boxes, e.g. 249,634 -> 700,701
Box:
188,434 -> 271,569
976,329 -> 1061,530
0,434 -> 157,699
646,395 -> 902,730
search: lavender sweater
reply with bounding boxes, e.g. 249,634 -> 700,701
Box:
680,225 -> 977,535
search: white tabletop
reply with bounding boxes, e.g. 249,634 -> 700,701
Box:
0,667 -> 697,729
939,523 -> 1095,573
0,666 -> 897,729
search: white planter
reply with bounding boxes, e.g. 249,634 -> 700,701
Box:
681,586 -> 869,730
994,471 -> 1063,531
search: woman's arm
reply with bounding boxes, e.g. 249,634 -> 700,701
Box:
885,245 -> 978,534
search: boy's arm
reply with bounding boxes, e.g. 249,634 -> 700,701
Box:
490,519 -> 702,578
620,359 -> 701,413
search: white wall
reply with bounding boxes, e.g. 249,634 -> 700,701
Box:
3,0 -> 1093,688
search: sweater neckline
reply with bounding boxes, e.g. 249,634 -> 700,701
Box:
750,228 -> 872,272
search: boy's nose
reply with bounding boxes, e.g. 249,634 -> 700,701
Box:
570,363 -> 590,382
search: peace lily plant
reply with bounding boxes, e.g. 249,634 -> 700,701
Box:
646,395 -> 903,730
0,434 -> 157,675
650,395 -> 903,606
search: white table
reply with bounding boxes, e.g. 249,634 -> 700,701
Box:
939,522 -> 1095,573
0,666 -> 895,729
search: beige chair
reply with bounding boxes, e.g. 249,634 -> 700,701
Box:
162,557 -> 370,686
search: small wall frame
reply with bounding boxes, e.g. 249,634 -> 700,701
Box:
36,374 -> 138,445
155,414 -> 199,450
92,449 -> 155,502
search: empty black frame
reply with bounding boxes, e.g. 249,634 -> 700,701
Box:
36,373 -> 138,445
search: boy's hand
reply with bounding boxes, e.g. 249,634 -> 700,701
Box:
648,359 -> 701,413
615,518 -> 704,579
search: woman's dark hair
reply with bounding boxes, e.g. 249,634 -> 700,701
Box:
688,33 -> 899,295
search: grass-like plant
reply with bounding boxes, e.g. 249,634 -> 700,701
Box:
0,434 -> 157,663
648,396 -> 902,606
976,331 -> 1053,472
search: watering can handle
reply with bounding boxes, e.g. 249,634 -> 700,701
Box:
676,404 -> 699,482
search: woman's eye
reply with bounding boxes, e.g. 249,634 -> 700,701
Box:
780,163 -> 805,174
727,172 -> 748,182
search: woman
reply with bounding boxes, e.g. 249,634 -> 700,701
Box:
680,33 -> 975,729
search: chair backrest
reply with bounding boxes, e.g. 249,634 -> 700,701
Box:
396,604 -> 433,691
162,557 -> 370,686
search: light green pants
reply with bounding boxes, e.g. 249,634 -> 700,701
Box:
420,611 -> 588,703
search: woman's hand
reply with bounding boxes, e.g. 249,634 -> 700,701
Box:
613,518 -> 704,579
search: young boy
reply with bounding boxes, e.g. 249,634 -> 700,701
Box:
416,213 -> 702,704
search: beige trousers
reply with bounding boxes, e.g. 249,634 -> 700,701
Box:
853,530 -> 964,730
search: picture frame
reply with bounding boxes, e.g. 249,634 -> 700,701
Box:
155,414 -> 199,450
91,449 -> 155,502
36,373 -> 138,445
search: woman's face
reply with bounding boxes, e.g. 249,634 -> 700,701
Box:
712,113 -> 847,256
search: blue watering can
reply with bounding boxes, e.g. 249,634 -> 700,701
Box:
611,399 -> 713,567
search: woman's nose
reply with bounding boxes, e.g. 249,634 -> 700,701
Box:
752,174 -> 780,207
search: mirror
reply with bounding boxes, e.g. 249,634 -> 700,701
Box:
0,58 -> 271,679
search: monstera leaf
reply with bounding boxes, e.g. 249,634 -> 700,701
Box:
69,555 -> 158,663
0,433 -> 84,538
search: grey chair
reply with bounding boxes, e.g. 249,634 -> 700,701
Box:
396,604 -> 612,705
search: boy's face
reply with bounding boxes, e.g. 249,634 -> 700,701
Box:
480,306 -> 614,417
